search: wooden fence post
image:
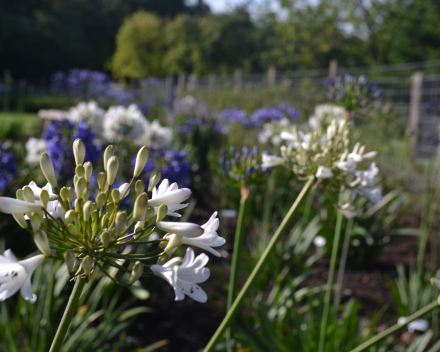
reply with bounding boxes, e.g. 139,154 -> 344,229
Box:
177,72 -> 186,95
268,66 -> 276,86
409,72 -> 423,158
329,59 -> 338,78
187,74 -> 198,91
209,73 -> 216,92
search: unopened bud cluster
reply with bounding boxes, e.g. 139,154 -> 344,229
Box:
220,146 -> 267,187
0,138 -> 224,302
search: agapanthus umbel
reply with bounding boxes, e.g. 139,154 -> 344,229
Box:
262,118 -> 382,205
0,139 -> 225,303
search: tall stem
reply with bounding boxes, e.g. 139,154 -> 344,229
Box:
226,187 -> 249,352
49,277 -> 86,352
204,177 -> 314,352
334,217 -> 354,310
318,209 -> 343,352
350,300 -> 439,352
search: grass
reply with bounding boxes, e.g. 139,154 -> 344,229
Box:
0,112 -> 43,139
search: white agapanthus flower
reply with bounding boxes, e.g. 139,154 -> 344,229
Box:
261,154 -> 286,168
23,182 -> 64,220
280,130 -> 312,150
103,104 -> 149,145
258,118 -> 290,146
25,138 -> 47,165
308,104 -> 345,130
315,166 -> 333,179
148,120 -> 173,148
0,250 -> 44,303
176,212 -> 225,257
151,247 -> 210,302
337,160 -> 357,173
357,185 -> 383,204
148,179 -> 191,207
356,162 -> 379,187
68,100 -> 105,133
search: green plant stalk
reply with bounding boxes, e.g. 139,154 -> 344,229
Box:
333,217 -> 354,310
204,177 -> 314,352
350,299 -> 439,352
49,277 -> 86,352
318,209 -> 343,352
226,187 -> 250,352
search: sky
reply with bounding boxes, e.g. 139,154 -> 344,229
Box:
203,0 -> 282,14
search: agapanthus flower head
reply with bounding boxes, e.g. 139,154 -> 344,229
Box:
263,119 -> 382,205
68,100 -> 105,135
324,74 -> 382,111
0,140 -> 224,303
0,143 -> 17,190
220,145 -> 267,187
308,104 -> 345,130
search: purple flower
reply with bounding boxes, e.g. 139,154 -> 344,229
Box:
0,144 -> 16,190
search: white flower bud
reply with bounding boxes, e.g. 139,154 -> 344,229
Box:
431,278 -> 440,290
130,261 -> 144,284
67,187 -> 74,203
75,164 -> 85,177
82,256 -> 94,279
148,169 -> 162,192
163,234 -> 182,253
74,198 -> 84,214
111,189 -> 120,204
16,189 -> 24,200
133,147 -> 149,178
156,222 -> 204,238
65,250 -> 76,274
23,186 -> 35,203
66,224 -> 78,236
107,156 -> 119,186
64,209 -> 76,225
106,202 -> 115,215
40,153 -> 57,188
91,210 -> 98,222
73,139 -> 86,166
133,193 -> 148,222
156,205 -> 168,222
97,172 -> 107,191
83,201 -> 93,222
84,162 -> 93,182
12,213 -> 27,229
31,212 -> 42,232
144,206 -> 155,222
135,180 -> 145,197
39,189 -> 50,209
35,229 -> 51,256
95,192 -> 106,209
100,229 -> 110,248
115,211 -> 127,238
103,145 -> 114,172
76,177 -> 87,200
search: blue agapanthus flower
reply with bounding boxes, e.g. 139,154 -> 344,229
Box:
0,144 -> 17,190
44,120 -> 102,178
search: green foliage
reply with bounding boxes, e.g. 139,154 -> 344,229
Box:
0,253 -> 164,352
110,12 -> 167,79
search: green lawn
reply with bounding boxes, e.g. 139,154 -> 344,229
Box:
0,112 -> 43,138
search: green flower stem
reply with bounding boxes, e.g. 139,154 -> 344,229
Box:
204,177 -> 314,352
49,277 -> 86,352
350,299 -> 439,352
226,186 -> 250,352
318,209 -> 343,352
334,216 -> 354,310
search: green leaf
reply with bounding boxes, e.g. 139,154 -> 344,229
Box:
118,307 -> 154,322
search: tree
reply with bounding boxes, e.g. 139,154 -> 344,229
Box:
109,11 -> 167,78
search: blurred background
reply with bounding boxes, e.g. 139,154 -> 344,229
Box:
2,1 -> 440,351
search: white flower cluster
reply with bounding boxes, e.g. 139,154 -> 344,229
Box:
262,118 -> 382,205
25,138 -> 47,165
258,118 -> 291,146
0,142 -> 225,304
37,101 -> 174,150
308,104 -> 345,130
